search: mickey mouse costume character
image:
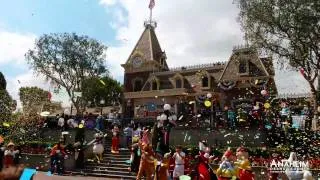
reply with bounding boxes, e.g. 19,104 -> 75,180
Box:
234,147 -> 254,180
93,132 -> 104,163
216,148 -> 236,180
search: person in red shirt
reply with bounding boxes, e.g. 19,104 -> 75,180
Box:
49,139 -> 67,175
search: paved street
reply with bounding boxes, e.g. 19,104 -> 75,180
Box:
32,172 -> 116,180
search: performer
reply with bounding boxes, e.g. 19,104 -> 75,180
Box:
93,132 -> 104,163
216,148 -> 236,180
154,152 -> 171,180
136,143 -> 155,180
129,138 -> 141,173
155,104 -> 176,155
3,142 -> 19,168
197,141 -> 217,180
111,125 -> 120,154
234,147 -> 254,180
172,145 -> 185,179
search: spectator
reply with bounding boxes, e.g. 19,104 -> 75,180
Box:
95,114 -> 104,131
58,116 -> 65,130
172,145 -> 185,179
123,124 -> 133,148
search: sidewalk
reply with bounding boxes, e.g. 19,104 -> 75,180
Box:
32,172 -> 115,180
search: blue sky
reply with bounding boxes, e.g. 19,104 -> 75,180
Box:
0,0 -> 310,108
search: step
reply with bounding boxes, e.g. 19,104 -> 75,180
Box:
67,171 -> 136,179
103,156 -> 130,160
100,159 -> 128,164
85,165 -> 130,171
85,162 -> 130,168
78,168 -> 134,176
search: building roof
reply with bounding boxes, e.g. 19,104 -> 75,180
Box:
125,25 -> 168,69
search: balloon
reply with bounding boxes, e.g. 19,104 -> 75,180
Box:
163,104 -> 171,111
264,103 -> 271,109
79,124 -> 84,129
206,93 -> 212,99
261,90 -> 268,96
204,100 -> 212,107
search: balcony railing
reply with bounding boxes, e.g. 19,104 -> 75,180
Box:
124,88 -> 188,99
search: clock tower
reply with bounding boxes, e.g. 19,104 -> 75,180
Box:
121,20 -> 168,93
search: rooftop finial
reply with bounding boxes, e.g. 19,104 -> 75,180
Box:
144,0 -> 157,28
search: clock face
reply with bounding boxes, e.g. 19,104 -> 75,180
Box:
132,57 -> 143,67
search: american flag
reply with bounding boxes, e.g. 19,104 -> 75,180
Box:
149,0 -> 155,9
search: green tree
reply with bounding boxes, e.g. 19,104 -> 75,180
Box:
25,33 -> 108,114
235,0 -> 320,127
82,76 -> 122,108
0,72 -> 13,123
19,87 -> 49,114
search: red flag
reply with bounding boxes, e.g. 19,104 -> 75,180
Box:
149,0 -> 155,9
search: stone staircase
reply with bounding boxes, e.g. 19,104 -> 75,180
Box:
69,135 -> 137,179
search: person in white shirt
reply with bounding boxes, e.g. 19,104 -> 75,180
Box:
172,145 -> 185,179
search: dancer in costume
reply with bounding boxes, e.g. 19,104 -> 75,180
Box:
136,143 -> 155,180
111,125 -> 120,153
235,147 -> 254,180
154,152 -> 171,180
172,145 -> 185,179
285,152 -> 303,179
216,149 -> 236,180
93,132 -> 104,163
129,138 -> 141,173
196,141 -> 217,180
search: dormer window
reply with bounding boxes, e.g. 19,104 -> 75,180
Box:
202,76 -> 209,87
176,79 -> 182,88
239,60 -> 249,75
152,81 -> 158,90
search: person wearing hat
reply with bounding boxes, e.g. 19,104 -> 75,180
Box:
3,141 -> 19,168
196,141 -> 217,180
216,148 -> 236,180
49,138 -> 67,175
154,152 -> 171,180
234,147 -> 254,180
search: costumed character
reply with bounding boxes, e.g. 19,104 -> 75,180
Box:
155,104 -> 177,155
136,143 -> 155,180
129,138 -> 141,173
154,152 -> 171,180
216,148 -> 236,180
234,147 -> 254,180
142,127 -> 151,145
197,141 -> 217,180
172,145 -> 186,179
111,125 -> 120,153
285,152 -> 303,179
3,142 -> 19,168
93,132 -> 104,163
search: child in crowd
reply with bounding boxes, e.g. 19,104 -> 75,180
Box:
172,145 -> 185,179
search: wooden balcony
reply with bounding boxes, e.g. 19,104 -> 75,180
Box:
124,88 -> 189,99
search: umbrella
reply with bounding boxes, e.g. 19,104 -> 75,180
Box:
40,111 -> 50,117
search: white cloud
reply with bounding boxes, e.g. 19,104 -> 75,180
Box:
102,0 -> 311,94
99,0 -> 117,6
0,30 -> 36,65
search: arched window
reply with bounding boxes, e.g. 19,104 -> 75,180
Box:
239,60 -> 248,74
176,79 -> 182,88
134,80 -> 143,92
202,76 -> 209,87
152,81 -> 158,90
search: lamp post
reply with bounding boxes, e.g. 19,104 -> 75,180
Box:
100,99 -> 105,115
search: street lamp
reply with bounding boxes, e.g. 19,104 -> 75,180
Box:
100,99 -> 105,115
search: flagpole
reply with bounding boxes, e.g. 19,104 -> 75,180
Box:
149,8 -> 152,23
